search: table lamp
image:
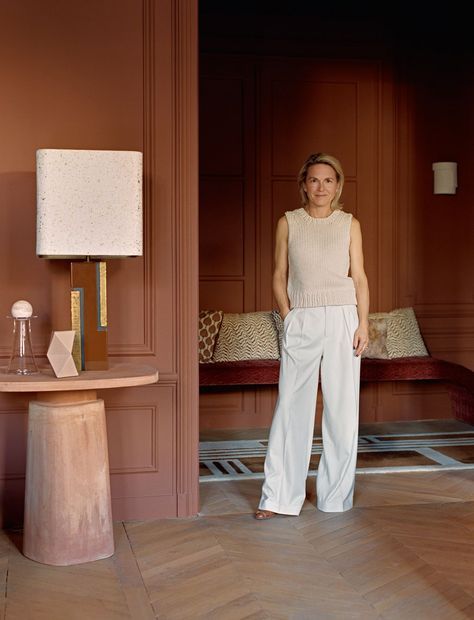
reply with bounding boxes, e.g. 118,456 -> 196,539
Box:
36,148 -> 143,371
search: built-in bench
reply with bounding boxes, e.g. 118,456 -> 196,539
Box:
199,356 -> 474,424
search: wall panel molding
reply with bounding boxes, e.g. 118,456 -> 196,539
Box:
396,70 -> 474,368
414,305 -> 474,317
174,0 -> 199,517
109,0 -> 155,358
107,405 -> 157,474
0,0 -> 200,522
199,56 -> 257,315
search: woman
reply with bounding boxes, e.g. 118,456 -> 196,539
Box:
255,152 -> 370,519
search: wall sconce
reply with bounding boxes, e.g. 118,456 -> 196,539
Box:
432,162 -> 457,194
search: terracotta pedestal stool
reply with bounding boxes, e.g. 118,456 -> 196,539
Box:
24,391 -> 113,565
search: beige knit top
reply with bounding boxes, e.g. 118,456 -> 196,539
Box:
286,207 -> 357,307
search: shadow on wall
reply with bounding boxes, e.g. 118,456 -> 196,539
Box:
0,394 -> 28,529
0,171 -> 71,355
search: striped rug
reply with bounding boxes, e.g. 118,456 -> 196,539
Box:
199,431 -> 474,481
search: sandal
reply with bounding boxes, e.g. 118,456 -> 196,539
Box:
254,509 -> 276,520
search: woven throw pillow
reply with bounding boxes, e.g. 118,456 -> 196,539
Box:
199,310 -> 224,363
368,307 -> 429,358
213,311 -> 280,362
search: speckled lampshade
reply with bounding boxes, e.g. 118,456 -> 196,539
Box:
36,148 -> 143,372
36,149 -> 142,258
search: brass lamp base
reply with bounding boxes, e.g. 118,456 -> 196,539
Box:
70,261 -> 108,371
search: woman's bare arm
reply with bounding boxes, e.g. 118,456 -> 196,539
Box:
349,217 -> 370,355
273,216 -> 291,319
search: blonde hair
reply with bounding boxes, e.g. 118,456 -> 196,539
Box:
297,153 -> 344,210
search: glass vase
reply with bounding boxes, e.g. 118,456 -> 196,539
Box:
6,317 -> 39,375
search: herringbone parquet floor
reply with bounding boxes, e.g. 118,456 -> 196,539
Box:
1,424 -> 474,619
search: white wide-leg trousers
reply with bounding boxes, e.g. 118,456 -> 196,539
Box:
258,305 -> 361,515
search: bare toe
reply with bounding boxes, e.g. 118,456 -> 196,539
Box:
254,509 -> 276,520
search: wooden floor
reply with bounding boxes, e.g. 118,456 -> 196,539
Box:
2,421 -> 474,619
200,417 -> 473,441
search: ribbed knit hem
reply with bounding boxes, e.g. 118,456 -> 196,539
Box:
289,288 -> 357,308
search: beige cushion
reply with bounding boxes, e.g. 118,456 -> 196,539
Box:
368,307 -> 429,358
364,317 -> 389,358
199,310 -> 224,363
272,306 -> 428,359
213,311 -> 280,362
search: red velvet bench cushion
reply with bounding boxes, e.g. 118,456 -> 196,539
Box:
199,356 -> 474,423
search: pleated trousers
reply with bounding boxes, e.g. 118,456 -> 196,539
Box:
258,305 -> 361,515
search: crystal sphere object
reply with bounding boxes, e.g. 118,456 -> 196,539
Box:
11,300 -> 33,318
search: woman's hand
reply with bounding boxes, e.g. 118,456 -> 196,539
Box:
353,324 -> 369,357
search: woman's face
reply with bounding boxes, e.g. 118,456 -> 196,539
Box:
304,163 -> 339,209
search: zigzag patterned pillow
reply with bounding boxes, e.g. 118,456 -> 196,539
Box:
271,310 -> 284,358
213,311 -> 280,362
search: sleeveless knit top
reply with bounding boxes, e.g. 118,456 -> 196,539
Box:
286,207 -> 357,308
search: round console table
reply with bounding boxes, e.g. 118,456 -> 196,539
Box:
0,363 -> 159,566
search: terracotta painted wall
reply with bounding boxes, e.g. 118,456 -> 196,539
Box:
397,54 -> 474,370
0,0 -> 199,525
199,45 -> 474,429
